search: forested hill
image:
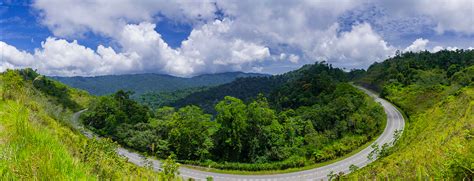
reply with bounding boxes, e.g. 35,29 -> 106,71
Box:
348,49 -> 473,179
171,63 -> 348,113
356,49 -> 474,93
51,72 -> 268,96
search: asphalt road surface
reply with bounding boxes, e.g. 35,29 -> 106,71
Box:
72,86 -> 405,181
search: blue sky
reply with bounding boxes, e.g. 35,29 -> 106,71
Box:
0,0 -> 473,77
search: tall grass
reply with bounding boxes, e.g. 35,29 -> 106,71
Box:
0,100 -> 90,179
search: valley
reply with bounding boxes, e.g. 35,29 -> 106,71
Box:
1,51 -> 472,180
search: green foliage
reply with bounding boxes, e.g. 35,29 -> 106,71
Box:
451,65 -> 474,86
138,86 -> 209,109
214,96 -> 249,161
81,62 -> 386,171
349,164 -> 359,172
168,106 -> 217,160
270,63 -> 348,109
162,155 -> 181,180
81,90 -> 150,136
173,76 -> 286,114
355,49 -> 474,92
0,73 -> 163,179
1,69 -> 25,100
349,50 -> 474,179
32,76 -> 82,111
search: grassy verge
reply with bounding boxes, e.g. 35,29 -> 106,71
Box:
0,100 -> 91,179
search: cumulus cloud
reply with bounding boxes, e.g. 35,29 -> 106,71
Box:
0,41 -> 34,70
33,0 -> 217,37
29,0 -> 363,75
404,38 -> 429,52
1,38 -> 141,76
118,22 -> 186,75
115,19 -> 270,76
311,23 -> 394,69
1,20 -> 270,77
180,19 -> 270,72
2,0 -> 470,76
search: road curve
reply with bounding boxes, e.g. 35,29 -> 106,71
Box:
72,86 -> 405,181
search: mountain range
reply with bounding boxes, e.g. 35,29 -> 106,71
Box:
51,72 -> 268,96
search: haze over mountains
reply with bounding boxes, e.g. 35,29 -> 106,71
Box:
51,72 -> 268,96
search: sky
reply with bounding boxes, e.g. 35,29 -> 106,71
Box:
0,0 -> 473,77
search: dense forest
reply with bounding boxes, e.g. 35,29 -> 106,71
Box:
81,63 -> 385,171
171,76 -> 287,114
137,86 -> 210,109
170,63 -> 347,113
52,72 -> 267,96
348,49 -> 473,179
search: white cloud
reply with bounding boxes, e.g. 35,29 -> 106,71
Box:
375,0 -> 474,35
0,41 -> 34,69
118,22 -> 187,75
404,38 -> 429,52
1,20 -> 271,77
288,54 -> 300,63
178,19 -> 270,74
33,37 -> 143,76
417,0 -> 473,35
432,46 -> 444,52
116,19 -> 270,76
6,0 -> 469,76
33,0 -> 217,37
1,38 -> 141,76
311,23 -> 395,69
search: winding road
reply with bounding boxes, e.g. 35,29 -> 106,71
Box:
72,86 -> 405,180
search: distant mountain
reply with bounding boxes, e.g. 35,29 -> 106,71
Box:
50,72 -> 268,96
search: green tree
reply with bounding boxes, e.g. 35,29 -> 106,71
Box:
246,95 -> 284,162
168,106 -> 217,160
214,96 -> 248,161
161,155 -> 180,180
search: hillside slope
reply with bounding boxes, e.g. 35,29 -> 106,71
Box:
0,69 -> 170,180
172,63 -> 347,113
351,86 -> 473,179
349,50 -> 473,179
52,72 -> 267,96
